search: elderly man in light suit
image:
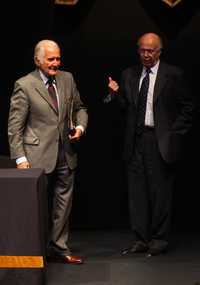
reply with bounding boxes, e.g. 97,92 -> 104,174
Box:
8,39 -> 88,264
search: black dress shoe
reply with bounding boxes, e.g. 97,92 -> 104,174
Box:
122,241 -> 148,255
146,239 -> 168,257
146,249 -> 165,257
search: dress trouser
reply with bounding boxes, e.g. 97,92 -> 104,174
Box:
127,127 -> 175,243
46,141 -> 75,256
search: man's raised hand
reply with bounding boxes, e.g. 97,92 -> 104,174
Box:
108,77 -> 119,94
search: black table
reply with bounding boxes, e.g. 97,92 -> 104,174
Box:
0,168 -> 47,285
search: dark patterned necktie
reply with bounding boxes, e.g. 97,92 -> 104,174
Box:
47,77 -> 58,112
136,68 -> 151,134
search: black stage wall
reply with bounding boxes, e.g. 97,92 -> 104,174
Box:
1,0 -> 200,231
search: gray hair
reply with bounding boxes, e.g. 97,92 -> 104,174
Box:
34,39 -> 60,63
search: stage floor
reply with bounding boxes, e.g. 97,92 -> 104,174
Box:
46,229 -> 200,285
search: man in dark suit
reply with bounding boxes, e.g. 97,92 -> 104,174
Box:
107,33 -> 193,256
8,39 -> 88,264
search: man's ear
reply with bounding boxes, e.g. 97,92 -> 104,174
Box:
34,56 -> 40,67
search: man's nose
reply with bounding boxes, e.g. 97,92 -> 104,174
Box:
52,58 -> 60,64
144,50 -> 149,56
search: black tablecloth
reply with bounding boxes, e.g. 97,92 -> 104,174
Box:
0,168 -> 47,285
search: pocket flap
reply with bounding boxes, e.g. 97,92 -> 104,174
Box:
23,136 -> 39,145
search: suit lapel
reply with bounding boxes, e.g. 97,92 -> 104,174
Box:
55,72 -> 75,126
130,66 -> 142,105
32,70 -> 59,115
55,73 -> 65,120
153,62 -> 168,104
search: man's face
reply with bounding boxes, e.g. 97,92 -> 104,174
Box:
37,45 -> 61,77
138,34 -> 161,68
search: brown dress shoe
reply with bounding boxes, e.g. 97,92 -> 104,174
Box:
62,255 -> 83,264
46,254 -> 83,264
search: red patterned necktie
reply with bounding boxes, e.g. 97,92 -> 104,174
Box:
47,78 -> 58,112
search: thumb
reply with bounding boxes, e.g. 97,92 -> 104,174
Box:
108,76 -> 113,82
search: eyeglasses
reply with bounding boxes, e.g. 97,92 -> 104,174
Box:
138,48 -> 160,55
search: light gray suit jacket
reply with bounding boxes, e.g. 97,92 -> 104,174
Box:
8,69 -> 88,173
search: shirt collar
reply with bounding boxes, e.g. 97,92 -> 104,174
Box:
142,60 -> 160,75
39,70 -> 56,85
150,60 -> 160,74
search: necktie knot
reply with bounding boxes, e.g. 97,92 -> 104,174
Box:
146,68 -> 151,75
47,77 -> 55,86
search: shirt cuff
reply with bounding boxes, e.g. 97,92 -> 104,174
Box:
76,125 -> 84,133
16,156 -> 27,165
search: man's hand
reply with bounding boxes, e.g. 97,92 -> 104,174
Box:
17,161 -> 30,169
69,128 -> 82,141
108,76 -> 119,94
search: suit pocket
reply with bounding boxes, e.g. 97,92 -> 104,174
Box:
23,136 -> 40,145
